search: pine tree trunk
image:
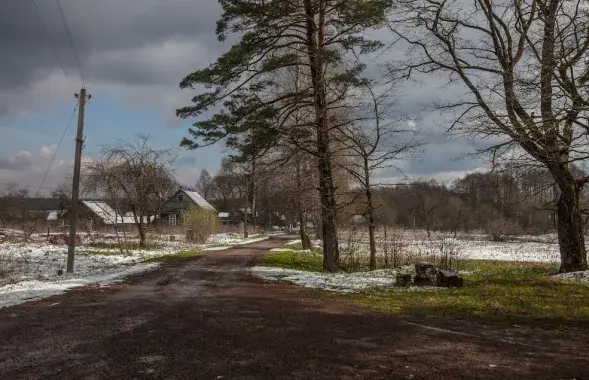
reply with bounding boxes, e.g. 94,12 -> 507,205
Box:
304,0 -> 339,271
555,179 -> 588,272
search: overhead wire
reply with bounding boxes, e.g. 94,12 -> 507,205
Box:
53,0 -> 85,83
29,0 -> 73,87
35,99 -> 80,197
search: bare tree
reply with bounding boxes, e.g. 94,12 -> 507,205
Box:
388,0 -> 589,271
84,157 -> 130,253
338,82 -> 421,270
195,169 -> 214,200
85,135 -> 177,247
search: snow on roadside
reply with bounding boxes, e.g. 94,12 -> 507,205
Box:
248,266 -> 442,293
553,271 -> 589,283
208,233 -> 268,245
0,233 -> 269,308
0,263 -> 159,309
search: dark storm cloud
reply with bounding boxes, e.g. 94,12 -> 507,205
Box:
0,0 -> 489,179
0,0 -> 222,113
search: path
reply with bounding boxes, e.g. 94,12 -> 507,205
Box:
0,236 -> 588,379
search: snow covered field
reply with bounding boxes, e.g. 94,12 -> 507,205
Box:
0,233 -> 268,308
335,230 -> 563,263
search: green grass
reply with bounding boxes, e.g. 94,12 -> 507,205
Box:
284,242 -> 304,251
344,260 -> 589,329
259,250 -> 324,272
142,249 -> 202,263
86,241 -> 163,250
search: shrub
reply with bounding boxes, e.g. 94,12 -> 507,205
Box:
184,207 -> 221,244
485,217 -> 522,242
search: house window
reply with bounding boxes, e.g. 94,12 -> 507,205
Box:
169,214 -> 177,226
178,193 -> 184,202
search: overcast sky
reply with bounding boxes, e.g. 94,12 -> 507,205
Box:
0,0 -> 484,194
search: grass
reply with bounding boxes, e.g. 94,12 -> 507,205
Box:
284,242 -> 304,251
256,251 -> 589,329
344,260 -> 589,329
142,249 -> 202,263
259,250 -> 324,272
86,241 -> 163,250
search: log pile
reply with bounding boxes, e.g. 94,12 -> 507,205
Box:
396,262 -> 464,288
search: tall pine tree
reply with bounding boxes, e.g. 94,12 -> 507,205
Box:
177,0 -> 392,271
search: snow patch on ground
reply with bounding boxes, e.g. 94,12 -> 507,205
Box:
553,271 -> 589,283
285,239 -> 302,246
339,230 -> 563,263
1,233 -> 269,308
208,233 -> 268,246
248,266 -> 442,293
0,263 -> 159,309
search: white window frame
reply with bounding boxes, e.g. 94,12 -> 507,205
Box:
169,214 -> 177,226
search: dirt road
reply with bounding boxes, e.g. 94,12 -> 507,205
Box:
1,236 -> 588,380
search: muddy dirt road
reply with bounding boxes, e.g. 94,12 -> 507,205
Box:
1,236 -> 588,379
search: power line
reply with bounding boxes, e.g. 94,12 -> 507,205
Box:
29,0 -> 73,87
35,99 -> 80,196
53,0 -> 85,83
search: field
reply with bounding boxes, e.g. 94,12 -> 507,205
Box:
0,231 -> 267,308
250,230 -> 589,329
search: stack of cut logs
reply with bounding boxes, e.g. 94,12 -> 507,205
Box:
396,263 -> 463,287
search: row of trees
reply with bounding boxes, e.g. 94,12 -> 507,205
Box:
177,0 -> 589,272
196,162 -> 580,242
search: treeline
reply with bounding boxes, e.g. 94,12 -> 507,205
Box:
198,161 -> 589,241
370,169 -> 561,239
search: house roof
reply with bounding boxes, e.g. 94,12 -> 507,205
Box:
81,201 -> 123,224
46,210 -> 67,221
182,190 -> 215,211
80,201 -> 154,224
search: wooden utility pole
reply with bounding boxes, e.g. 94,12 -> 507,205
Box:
67,87 -> 88,273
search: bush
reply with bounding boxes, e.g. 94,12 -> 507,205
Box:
184,207 -> 221,244
485,217 -> 522,242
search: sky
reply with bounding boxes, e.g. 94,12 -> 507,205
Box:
0,0 -> 485,194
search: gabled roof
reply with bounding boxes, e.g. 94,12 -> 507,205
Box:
46,210 -> 67,221
81,200 -> 125,225
181,189 -> 216,211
